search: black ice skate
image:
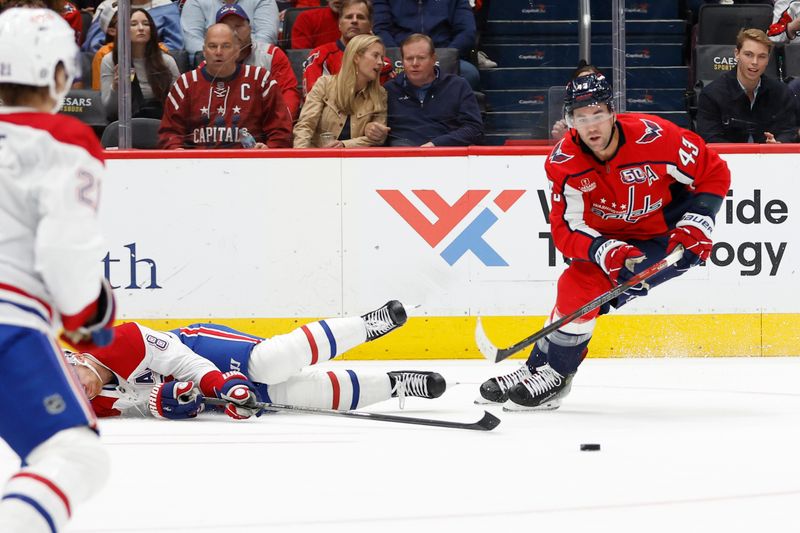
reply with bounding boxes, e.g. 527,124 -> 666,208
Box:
504,364 -> 574,411
388,371 -> 446,409
476,363 -> 535,404
362,300 -> 407,341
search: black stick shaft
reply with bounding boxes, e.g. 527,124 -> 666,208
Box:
491,247 -> 683,362
203,397 -> 500,431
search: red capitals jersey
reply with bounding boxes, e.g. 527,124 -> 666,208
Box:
159,64 -> 293,149
302,41 -> 394,97
545,113 -> 731,262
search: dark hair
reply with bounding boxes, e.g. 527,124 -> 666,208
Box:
103,12 -> 118,45
339,0 -> 372,23
112,8 -> 171,104
0,83 -> 49,105
571,60 -> 602,80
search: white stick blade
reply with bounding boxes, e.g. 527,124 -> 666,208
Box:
474,317 -> 499,362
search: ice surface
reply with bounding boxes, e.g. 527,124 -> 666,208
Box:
2,358 -> 800,532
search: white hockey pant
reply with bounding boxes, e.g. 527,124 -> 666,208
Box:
0,427 -> 110,533
268,369 -> 393,410
248,317 -> 366,385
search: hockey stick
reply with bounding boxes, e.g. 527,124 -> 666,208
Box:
203,397 -> 501,431
475,246 -> 685,363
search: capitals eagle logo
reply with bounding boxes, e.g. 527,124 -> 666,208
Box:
636,119 -> 663,144
549,139 -> 574,164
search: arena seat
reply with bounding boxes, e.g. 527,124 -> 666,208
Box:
783,43 -> 800,80
100,118 -> 161,149
168,49 -> 191,73
60,89 -> 107,128
697,3 -> 773,45
280,7 -> 315,49
286,48 -> 310,92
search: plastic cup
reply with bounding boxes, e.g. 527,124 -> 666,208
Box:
320,132 -> 337,147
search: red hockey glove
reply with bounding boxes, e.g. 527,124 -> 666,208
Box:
667,213 -> 714,271
61,278 -> 116,350
594,239 -> 646,286
207,372 -> 262,420
149,381 -> 204,420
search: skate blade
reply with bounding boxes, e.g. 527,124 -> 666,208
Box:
502,399 -> 561,412
474,396 -> 504,405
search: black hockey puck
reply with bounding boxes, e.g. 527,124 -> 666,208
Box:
580,443 -> 601,451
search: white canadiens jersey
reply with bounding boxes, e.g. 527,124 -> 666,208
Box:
85,322 -> 219,417
0,110 -> 106,333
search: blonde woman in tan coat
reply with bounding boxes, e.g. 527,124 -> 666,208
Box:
293,34 -> 388,148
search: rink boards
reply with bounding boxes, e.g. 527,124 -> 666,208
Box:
101,146 -> 799,358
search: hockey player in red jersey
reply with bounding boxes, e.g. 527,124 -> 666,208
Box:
0,8 -> 116,533
479,71 -> 731,411
66,301 -> 447,420
158,23 -> 293,149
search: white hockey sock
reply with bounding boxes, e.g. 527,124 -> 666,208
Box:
0,427 -> 109,533
267,369 -> 392,410
249,317 -> 366,385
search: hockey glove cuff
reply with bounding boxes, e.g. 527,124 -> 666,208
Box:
203,371 -> 262,420
594,239 -> 646,285
149,381 -> 204,420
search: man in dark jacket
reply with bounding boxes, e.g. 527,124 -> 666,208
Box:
367,33 -> 483,146
373,0 -> 479,89
697,28 -> 798,143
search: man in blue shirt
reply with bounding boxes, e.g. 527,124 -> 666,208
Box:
368,33 -> 483,146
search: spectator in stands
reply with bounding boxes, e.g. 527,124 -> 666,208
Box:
91,9 -> 117,88
373,0 -> 480,90
216,4 -> 300,120
291,0 -> 342,49
769,0 -> 800,45
158,24 -> 292,149
294,34 -> 387,147
697,28 -> 797,143
63,0 -> 82,42
302,0 -> 393,96
83,0 -> 182,52
367,33 -> 482,146
181,0 -> 278,55
101,8 -> 180,120
92,7 -> 172,90
768,0 -> 800,95
473,0 -> 496,68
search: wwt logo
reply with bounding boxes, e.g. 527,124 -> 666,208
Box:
378,189 -> 525,266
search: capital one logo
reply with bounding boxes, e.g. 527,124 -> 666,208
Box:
377,189 -> 525,266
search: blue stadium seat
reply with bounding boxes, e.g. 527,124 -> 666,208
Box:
480,43 -> 684,69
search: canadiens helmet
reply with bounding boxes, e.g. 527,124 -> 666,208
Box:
0,8 -> 80,112
563,72 -> 614,127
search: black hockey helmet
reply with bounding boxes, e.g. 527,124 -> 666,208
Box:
563,72 -> 614,127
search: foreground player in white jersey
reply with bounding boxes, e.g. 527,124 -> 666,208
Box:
67,301 -> 447,419
0,8 -> 117,533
